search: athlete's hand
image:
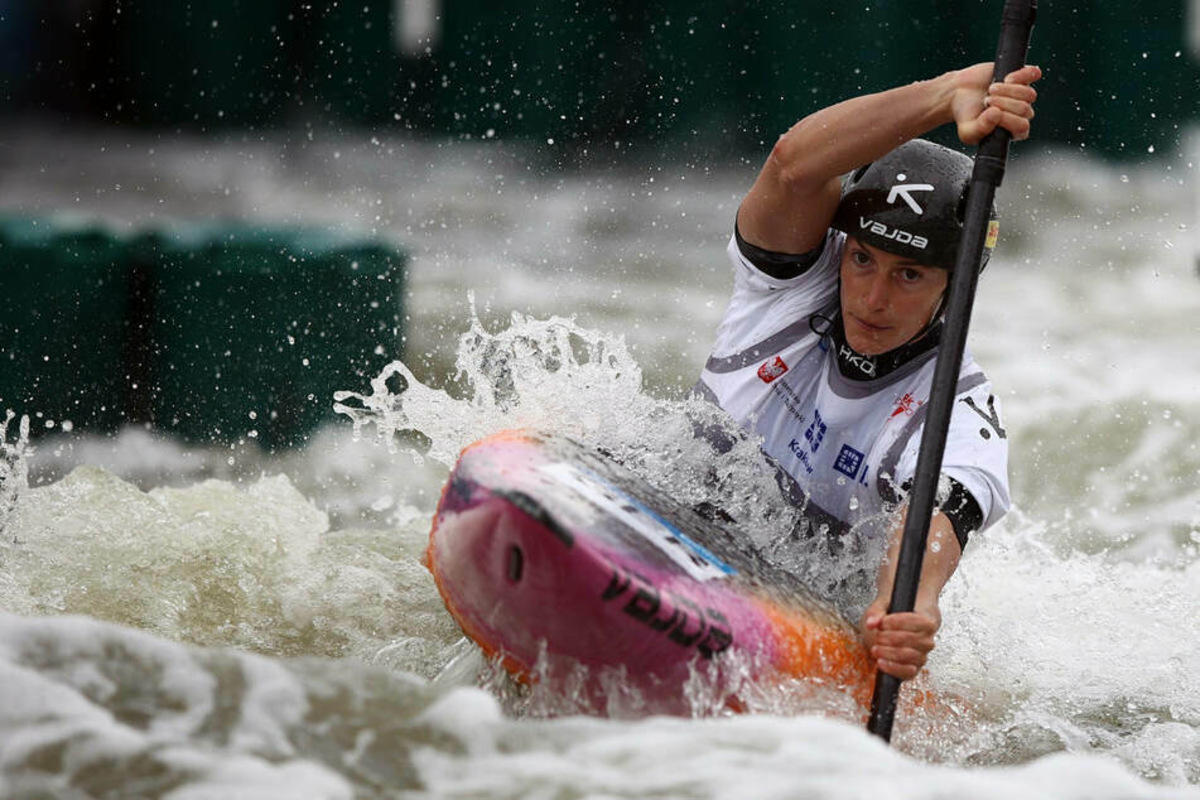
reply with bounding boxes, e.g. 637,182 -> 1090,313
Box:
860,597 -> 942,681
950,62 -> 1041,145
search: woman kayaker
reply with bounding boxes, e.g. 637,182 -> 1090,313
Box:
696,62 -> 1042,680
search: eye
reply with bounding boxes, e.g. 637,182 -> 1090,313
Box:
850,248 -> 872,266
898,267 -> 926,283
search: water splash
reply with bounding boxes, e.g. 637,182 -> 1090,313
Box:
0,412 -> 31,540
334,297 -> 648,468
332,300 -> 800,553
332,307 -> 903,721
467,637 -> 872,723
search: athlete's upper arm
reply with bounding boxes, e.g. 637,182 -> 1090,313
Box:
737,141 -> 844,257
942,383 -> 1011,529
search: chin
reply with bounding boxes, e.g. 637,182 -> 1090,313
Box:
846,334 -> 888,356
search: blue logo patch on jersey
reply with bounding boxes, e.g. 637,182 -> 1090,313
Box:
833,444 -> 865,479
804,409 -> 826,453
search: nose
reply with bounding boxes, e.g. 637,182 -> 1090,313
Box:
862,272 -> 890,312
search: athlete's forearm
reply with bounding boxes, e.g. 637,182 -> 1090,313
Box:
874,508 -> 962,617
769,72 -> 958,190
739,70 -> 960,255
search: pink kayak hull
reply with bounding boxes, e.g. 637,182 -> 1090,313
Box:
426,430 -> 876,714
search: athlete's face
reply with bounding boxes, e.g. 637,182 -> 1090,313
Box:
839,237 -> 949,355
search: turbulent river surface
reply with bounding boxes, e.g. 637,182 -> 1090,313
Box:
1,122 -> 1199,798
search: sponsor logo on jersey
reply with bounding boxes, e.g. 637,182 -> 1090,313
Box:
757,356 -> 788,383
832,444 -> 865,479
963,394 -> 1007,441
890,391 -> 923,419
858,216 -> 929,249
838,344 -> 877,377
804,409 -> 827,453
787,437 -> 816,475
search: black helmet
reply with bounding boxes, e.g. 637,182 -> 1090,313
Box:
831,139 -> 998,271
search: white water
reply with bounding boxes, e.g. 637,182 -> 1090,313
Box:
1,123 -> 1199,798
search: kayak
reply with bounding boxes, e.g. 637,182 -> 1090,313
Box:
425,429 -> 876,714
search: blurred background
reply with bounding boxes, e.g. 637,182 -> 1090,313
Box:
3,0 -> 1198,157
2,6 -> 1200,795
1,0 -> 1198,452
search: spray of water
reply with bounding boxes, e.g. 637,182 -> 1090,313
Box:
333,295 -> 647,466
330,307 -> 1200,776
332,298 -> 810,553
0,412 -> 31,540
326,305 -> 919,721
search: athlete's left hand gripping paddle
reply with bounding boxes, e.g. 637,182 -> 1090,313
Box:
866,0 -> 1037,744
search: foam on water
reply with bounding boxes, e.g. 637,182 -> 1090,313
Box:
931,516 -> 1200,778
0,611 -> 500,798
2,126 -> 1200,796
7,302 -> 1200,794
405,709 -> 1182,800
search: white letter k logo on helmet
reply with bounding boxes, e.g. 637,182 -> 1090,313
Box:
887,183 -> 935,214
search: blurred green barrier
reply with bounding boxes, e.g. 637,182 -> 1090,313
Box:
0,217 -> 132,433
143,224 -> 405,449
17,0 -> 1199,158
0,217 -> 407,449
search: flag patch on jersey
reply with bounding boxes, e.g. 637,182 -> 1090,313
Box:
757,356 -> 788,383
890,392 -> 922,419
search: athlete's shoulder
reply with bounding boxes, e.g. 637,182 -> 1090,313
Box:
952,351 -> 996,394
955,370 -> 1007,443
727,228 -> 844,291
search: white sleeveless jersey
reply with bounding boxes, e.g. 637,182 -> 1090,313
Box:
696,231 -> 1011,539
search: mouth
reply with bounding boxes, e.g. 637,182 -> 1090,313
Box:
848,314 -> 890,334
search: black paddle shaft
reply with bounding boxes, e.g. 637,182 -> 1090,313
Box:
867,0 -> 1036,743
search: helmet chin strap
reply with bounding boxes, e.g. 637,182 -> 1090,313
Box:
907,287 -> 949,347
